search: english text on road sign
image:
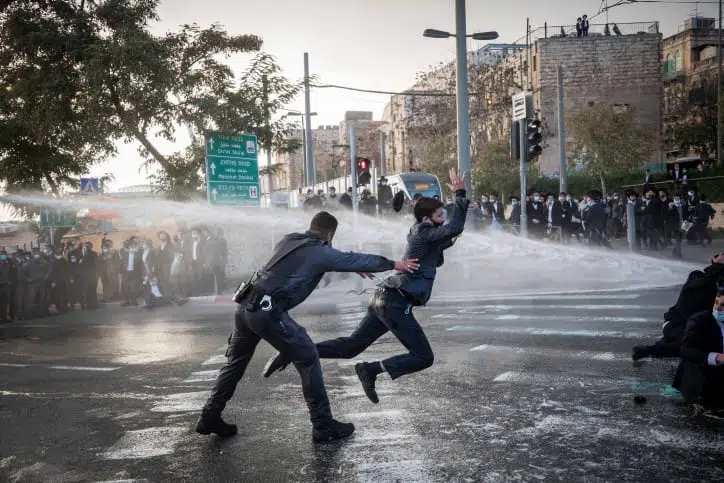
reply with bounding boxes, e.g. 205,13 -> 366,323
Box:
80,177 -> 99,195
40,207 -> 77,228
205,132 -> 260,207
512,92 -> 533,121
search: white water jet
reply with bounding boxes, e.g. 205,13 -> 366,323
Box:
1,193 -> 698,296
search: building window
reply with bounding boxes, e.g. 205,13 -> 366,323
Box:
664,54 -> 672,73
674,50 -> 682,71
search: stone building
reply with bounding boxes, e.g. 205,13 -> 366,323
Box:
272,124 -> 341,189
383,20 -> 663,176
338,111 -> 385,172
662,16 -> 721,159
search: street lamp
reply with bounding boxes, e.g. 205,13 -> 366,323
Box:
287,110 -> 317,186
423,0 -> 498,194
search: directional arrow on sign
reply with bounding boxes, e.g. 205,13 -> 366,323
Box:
211,189 -> 218,201
210,163 -> 216,176
208,138 -> 215,152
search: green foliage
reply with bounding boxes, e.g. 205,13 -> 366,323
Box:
0,0 -> 302,201
663,79 -> 718,157
420,136 -> 456,197
568,103 -> 652,192
472,139 -> 520,200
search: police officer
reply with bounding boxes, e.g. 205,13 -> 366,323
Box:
632,252 -> 724,360
196,211 -> 419,441
265,170 -> 469,405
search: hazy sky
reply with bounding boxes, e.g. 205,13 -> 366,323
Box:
90,0 -> 717,190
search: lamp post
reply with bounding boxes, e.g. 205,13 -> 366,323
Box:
288,110 -> 317,187
423,0 -> 498,195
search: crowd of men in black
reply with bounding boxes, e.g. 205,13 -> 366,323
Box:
0,225 -> 228,322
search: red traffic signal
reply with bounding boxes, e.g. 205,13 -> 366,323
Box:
357,158 -> 370,172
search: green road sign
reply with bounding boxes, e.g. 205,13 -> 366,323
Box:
205,132 -> 260,206
40,207 -> 77,229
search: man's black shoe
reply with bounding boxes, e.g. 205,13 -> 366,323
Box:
355,362 -> 379,404
632,346 -> 650,361
312,419 -> 355,442
195,413 -> 238,437
263,352 -> 290,378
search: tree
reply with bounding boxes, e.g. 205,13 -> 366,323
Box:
0,0 -> 301,200
663,77 -> 718,158
568,103 -> 652,194
472,139 -> 519,201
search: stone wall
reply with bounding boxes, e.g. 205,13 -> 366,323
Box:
535,34 -> 663,174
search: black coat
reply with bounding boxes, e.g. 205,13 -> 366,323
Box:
672,311 -> 724,403
664,263 -> 724,326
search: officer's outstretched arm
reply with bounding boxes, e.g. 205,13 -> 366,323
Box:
419,189 -> 470,244
319,246 -> 396,273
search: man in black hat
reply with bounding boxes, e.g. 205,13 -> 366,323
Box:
377,177 -> 393,214
633,253 -> 724,360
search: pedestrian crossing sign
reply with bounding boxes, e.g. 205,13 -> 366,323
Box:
80,177 -> 100,195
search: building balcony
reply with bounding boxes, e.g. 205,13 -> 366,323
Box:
663,70 -> 684,82
531,21 -> 659,41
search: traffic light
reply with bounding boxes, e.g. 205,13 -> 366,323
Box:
525,119 -> 542,161
510,120 -> 520,160
357,157 -> 371,185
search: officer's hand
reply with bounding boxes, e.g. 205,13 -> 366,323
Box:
716,353 -> 724,364
713,253 -> 724,265
394,259 -> 419,273
356,272 -> 375,280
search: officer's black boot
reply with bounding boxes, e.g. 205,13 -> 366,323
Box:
355,362 -> 379,404
263,352 -> 290,377
195,411 -> 238,437
312,419 -> 355,442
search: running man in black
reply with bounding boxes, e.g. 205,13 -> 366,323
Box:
264,169 -> 470,403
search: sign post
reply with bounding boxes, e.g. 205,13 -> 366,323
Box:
205,132 -> 261,207
512,92 -> 533,238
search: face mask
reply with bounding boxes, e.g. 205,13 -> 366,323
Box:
547,199 -> 554,204
0,255 -> 7,261
613,196 -> 619,200
102,248 -> 109,253
674,200 -> 681,206
481,199 -> 488,204
688,192 -> 694,198
55,255 -> 62,260
559,197 -> 565,202
533,196 -> 540,202
70,258 -> 77,263
33,254 -> 40,260
713,310 -> 724,323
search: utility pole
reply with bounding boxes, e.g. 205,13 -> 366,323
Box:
557,65 -> 567,193
303,53 -> 316,185
519,120 -> 528,238
454,0 -> 472,194
718,0 -> 722,165
349,124 -> 358,215
262,74 -> 273,199
379,131 -> 387,176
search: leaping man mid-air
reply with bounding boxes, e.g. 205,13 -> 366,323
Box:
264,168 -> 470,404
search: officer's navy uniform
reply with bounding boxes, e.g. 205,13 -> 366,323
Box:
200,231 -> 395,436
315,190 -> 469,382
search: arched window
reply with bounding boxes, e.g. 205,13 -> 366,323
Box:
674,50 -> 682,71
664,53 -> 672,73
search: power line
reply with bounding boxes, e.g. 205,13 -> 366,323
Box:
310,82 -> 461,97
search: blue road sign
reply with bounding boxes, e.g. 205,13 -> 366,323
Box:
80,177 -> 100,195
205,132 -> 260,206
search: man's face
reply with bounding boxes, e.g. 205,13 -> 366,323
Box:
674,196 -> 681,204
430,207 -> 446,224
547,197 -> 554,204
489,196 -> 496,203
481,196 -> 489,203
714,294 -> 724,312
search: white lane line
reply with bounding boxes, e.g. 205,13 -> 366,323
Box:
470,344 -> 630,361
433,314 -> 659,323
340,312 -> 365,321
344,410 -> 406,419
0,363 -> 29,368
446,326 -> 654,338
182,370 -> 219,383
113,354 -> 177,365
48,365 -> 119,372
493,370 -> 636,387
101,426 -> 187,460
459,304 -> 668,312
150,391 -> 209,412
201,354 -> 227,366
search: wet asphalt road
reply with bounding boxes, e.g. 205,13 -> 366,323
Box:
1,288 -> 723,483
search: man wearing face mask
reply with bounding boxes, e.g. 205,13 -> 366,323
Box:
263,170 -> 469,409
81,242 -> 99,309
508,196 -> 521,227
667,193 -> 687,259
47,249 -> 69,313
527,191 -> 546,237
672,288 -> 724,406
120,238 -> 143,307
377,177 -> 393,214
25,248 -> 49,318
479,195 -> 491,229
196,211 -> 419,441
99,239 -> 120,302
633,253 -> 724,361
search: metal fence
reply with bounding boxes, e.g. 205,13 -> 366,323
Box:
528,21 -> 660,43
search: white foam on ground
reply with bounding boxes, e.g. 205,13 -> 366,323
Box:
150,391 -> 209,412
470,344 -> 628,362
445,326 -> 654,338
48,365 -> 119,372
344,409 -> 406,419
201,354 -> 227,366
182,370 -> 219,383
101,426 -> 186,460
460,304 -> 668,312
434,313 -> 660,323
0,362 -> 29,368
113,354 -> 176,364
519,415 -> 724,453
492,371 -> 661,390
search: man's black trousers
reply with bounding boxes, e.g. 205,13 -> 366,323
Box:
203,305 -> 334,429
316,288 -> 434,379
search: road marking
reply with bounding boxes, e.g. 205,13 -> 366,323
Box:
344,409 -> 405,419
492,371 -> 679,395
340,312 -> 365,321
182,370 -> 219,383
447,326 -> 654,338
101,426 -> 186,460
201,354 -> 227,365
150,391 -> 209,412
470,345 -> 629,361
433,314 -> 660,323
48,365 -> 119,372
459,304 -> 668,312
0,363 -> 29,368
